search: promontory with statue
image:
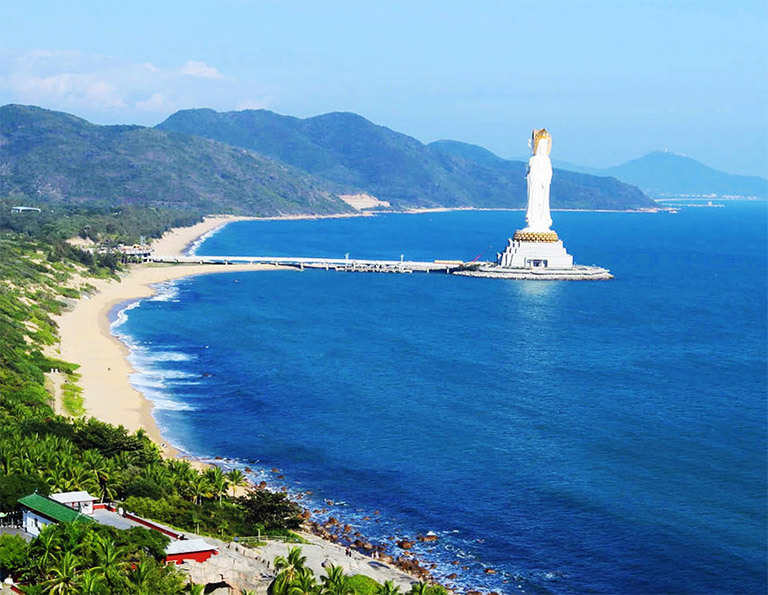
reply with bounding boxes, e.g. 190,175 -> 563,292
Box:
456,128 -> 614,280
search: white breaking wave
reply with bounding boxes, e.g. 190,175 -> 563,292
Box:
148,397 -> 197,412
187,223 -> 226,256
150,351 -> 196,362
150,281 -> 180,302
110,300 -> 142,332
128,373 -> 197,411
155,369 -> 199,379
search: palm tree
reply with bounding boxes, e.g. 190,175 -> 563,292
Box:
273,546 -> 309,594
189,474 -> 212,505
225,468 -> 248,496
43,551 -> 79,594
377,580 -> 401,595
168,459 -> 196,483
31,528 -> 60,573
94,534 -> 127,591
57,523 -> 87,559
319,565 -> 352,595
82,449 -> 113,501
409,582 -> 430,595
128,557 -> 155,594
288,568 -> 318,595
0,443 -> 12,473
142,462 -> 173,494
76,568 -> 106,594
204,467 -> 229,504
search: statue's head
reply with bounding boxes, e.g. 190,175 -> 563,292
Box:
532,128 -> 552,155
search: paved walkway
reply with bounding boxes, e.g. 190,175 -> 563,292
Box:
259,532 -> 415,588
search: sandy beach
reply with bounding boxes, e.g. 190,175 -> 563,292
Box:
53,216 -> 285,457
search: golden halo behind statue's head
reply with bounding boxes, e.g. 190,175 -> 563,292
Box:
532,128 -> 552,155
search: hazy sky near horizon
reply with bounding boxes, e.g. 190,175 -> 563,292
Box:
1,0 -> 766,176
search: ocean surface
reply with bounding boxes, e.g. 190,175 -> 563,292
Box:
112,204 -> 767,594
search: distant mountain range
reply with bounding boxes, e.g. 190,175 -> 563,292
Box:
544,150 -> 767,198
156,109 -> 655,210
1,104 -> 657,214
597,151 -> 767,198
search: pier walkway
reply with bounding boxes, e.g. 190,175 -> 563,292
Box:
150,254 -> 465,274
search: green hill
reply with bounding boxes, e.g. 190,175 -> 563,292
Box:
157,109 -> 656,210
0,105 -> 352,216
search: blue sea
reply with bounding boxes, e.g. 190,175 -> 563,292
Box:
112,204 -> 767,594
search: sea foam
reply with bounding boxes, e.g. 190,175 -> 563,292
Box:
187,223 -> 225,256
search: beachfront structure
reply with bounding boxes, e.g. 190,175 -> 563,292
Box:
49,490 -> 98,516
497,128 -> 574,269
165,538 -> 219,565
18,493 -> 93,537
18,491 -> 217,566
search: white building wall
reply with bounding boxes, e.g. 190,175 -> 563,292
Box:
498,239 -> 574,269
22,510 -> 54,537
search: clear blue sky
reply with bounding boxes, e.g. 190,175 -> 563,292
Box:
1,0 -> 766,176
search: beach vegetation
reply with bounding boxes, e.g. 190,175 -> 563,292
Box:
273,546 -> 309,594
287,569 -> 319,594
226,468 -> 248,496
0,522 -> 187,593
269,548 -> 384,595
320,564 -> 354,595
0,535 -> 28,576
0,210 -> 315,590
238,489 -> 304,532
349,574 -> 386,594
407,583 -> 445,595
60,372 -> 85,416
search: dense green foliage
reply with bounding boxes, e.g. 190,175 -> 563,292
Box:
0,196 -> 203,246
0,522 -> 187,594
157,108 -> 657,210
0,104 -> 352,216
0,211 -> 303,589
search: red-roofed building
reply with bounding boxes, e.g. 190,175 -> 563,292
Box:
165,538 -> 218,564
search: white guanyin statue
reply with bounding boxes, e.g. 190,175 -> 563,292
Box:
523,128 -> 553,232
496,127 -> 574,269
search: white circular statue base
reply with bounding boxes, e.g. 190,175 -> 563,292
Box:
453,264 -> 613,281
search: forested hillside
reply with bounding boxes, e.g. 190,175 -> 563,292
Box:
0,105 -> 351,216
157,108 -> 657,210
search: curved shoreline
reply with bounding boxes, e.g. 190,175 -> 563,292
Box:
51,214 -> 428,587
54,261 -> 289,458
